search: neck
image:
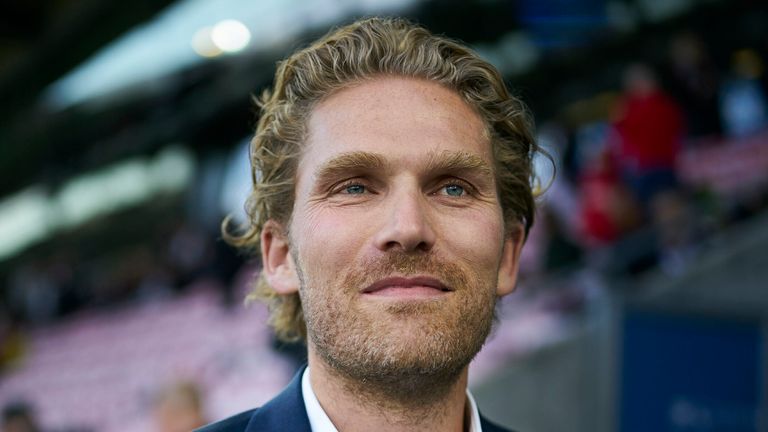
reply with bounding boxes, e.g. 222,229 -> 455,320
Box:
307,346 -> 470,432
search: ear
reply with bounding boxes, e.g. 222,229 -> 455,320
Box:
261,220 -> 300,295
496,223 -> 525,297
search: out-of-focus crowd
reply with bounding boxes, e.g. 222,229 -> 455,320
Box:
526,32 -> 768,278
0,220 -> 247,432
2,381 -> 207,432
2,27 -> 768,432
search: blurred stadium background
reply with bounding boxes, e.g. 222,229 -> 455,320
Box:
1,0 -> 767,431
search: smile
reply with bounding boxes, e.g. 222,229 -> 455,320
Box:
361,276 -> 453,298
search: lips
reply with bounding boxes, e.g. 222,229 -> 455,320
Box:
361,276 -> 452,294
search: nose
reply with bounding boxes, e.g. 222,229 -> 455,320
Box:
373,190 -> 436,253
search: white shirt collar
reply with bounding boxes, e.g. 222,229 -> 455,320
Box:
302,367 -> 338,432
301,367 -> 482,432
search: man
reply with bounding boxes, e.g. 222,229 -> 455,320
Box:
199,16 -> 538,432
153,381 -> 208,432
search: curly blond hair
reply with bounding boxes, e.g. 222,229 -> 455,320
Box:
223,17 -> 539,342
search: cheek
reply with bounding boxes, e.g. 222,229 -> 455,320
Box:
438,211 -> 504,271
293,208 -> 371,274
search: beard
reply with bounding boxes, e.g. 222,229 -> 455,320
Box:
294,250 -> 497,407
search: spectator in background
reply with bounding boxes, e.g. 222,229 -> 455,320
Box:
612,64 -> 693,272
612,63 -> 684,208
167,222 -> 212,288
720,49 -> 768,138
153,381 -> 207,432
665,31 -> 722,137
7,263 -> 59,326
1,401 -> 40,432
570,120 -> 641,248
579,147 -> 641,248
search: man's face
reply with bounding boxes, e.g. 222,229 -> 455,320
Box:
263,77 -> 523,386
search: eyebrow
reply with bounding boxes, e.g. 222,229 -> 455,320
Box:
424,150 -> 493,178
313,151 -> 387,184
312,149 -> 493,185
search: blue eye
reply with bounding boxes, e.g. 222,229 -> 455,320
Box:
344,184 -> 366,194
444,184 -> 465,196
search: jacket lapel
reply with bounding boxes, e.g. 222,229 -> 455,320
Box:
479,413 -> 516,432
241,366 -> 514,432
245,367 -> 312,432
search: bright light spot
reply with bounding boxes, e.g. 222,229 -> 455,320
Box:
192,26 -> 223,58
211,19 -> 251,53
0,188 -> 50,260
55,159 -> 151,229
150,145 -> 195,191
0,145 -> 196,262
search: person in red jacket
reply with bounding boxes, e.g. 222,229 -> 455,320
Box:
611,64 -> 694,272
612,63 -> 685,209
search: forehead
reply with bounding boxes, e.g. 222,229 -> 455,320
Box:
300,77 -> 491,172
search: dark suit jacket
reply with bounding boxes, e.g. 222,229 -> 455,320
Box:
196,367 -> 515,432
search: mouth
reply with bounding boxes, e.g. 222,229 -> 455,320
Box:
361,276 -> 453,298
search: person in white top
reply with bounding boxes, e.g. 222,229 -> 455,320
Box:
200,17 -> 539,432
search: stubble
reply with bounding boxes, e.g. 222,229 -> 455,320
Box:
295,250 -> 497,414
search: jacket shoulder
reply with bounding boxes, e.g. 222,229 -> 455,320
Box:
480,413 -> 518,432
194,408 -> 257,432
194,366 -> 310,432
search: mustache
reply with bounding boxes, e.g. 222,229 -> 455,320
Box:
344,253 -> 470,292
